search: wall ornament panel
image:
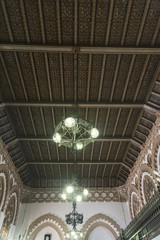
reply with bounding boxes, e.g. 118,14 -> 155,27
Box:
130,190 -> 142,219
141,172 -> 157,205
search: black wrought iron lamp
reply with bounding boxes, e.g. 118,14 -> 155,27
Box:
65,201 -> 83,239
52,111 -> 99,151
61,183 -> 89,239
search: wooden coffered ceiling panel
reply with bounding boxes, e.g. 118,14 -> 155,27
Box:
0,0 -> 160,188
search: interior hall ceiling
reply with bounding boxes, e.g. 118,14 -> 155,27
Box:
0,0 -> 160,189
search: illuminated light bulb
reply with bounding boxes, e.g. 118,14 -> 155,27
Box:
71,230 -> 75,236
76,195 -> 82,202
64,117 -> 76,128
83,188 -> 88,196
66,233 -> 69,238
61,193 -> 67,200
74,235 -> 78,239
53,133 -> 61,143
80,232 -> 83,237
66,186 -> 74,194
91,128 -> 99,138
76,142 -> 83,150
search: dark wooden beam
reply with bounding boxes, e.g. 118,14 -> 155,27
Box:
17,136 -> 132,142
28,160 -> 125,165
0,44 -> 160,54
3,102 -> 144,108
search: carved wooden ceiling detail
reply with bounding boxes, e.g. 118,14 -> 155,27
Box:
0,0 -> 159,188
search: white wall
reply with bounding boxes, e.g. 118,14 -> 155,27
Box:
35,226 -> 60,240
152,235 -> 160,240
13,201 -> 131,240
88,226 -> 115,240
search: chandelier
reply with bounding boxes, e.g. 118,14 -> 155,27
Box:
52,112 -> 99,151
61,184 -> 89,202
62,184 -> 89,239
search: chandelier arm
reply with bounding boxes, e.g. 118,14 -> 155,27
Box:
76,130 -> 90,140
55,121 -> 63,132
63,127 -> 73,138
79,119 -> 93,128
60,142 -> 72,148
61,133 -> 72,140
83,138 -> 94,147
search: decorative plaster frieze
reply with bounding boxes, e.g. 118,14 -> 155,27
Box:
23,187 -> 128,203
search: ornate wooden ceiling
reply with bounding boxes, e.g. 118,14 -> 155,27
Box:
0,0 -> 160,188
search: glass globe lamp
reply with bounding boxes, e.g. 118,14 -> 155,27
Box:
66,233 -> 70,238
66,186 -> 74,194
83,188 -> 88,196
76,195 -> 82,202
76,142 -> 83,150
64,117 -> 76,128
66,229 -> 83,240
53,133 -> 61,143
61,193 -> 67,200
91,128 -> 99,138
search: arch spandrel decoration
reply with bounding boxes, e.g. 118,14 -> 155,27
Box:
130,191 -> 142,219
0,175 -> 6,211
0,165 -> 10,212
6,185 -> 20,225
132,194 -> 141,217
0,190 -> 19,238
139,164 -> 158,205
152,135 -> 160,172
81,214 -> 121,240
129,184 -> 142,219
142,174 -> 156,204
26,214 -> 68,240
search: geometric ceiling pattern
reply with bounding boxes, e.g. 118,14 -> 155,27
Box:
0,0 -> 160,188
